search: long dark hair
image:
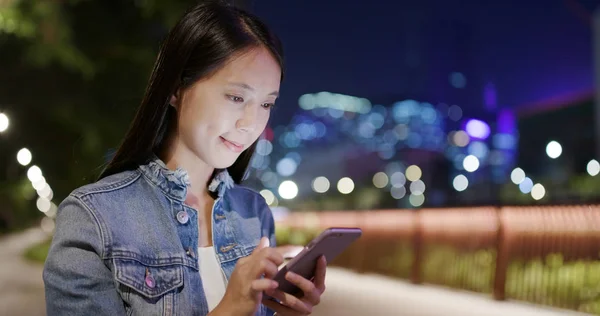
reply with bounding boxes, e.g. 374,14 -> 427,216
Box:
99,1 -> 284,184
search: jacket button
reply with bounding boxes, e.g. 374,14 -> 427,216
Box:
220,244 -> 236,253
176,211 -> 189,224
145,271 -> 156,288
186,247 -> 196,258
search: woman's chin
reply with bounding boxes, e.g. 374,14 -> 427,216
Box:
209,154 -> 238,170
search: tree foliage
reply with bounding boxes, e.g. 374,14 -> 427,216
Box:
0,0 -> 200,231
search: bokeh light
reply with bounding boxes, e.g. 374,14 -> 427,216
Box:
531,183 -> 546,200
27,165 -> 43,182
587,159 -> 599,176
32,177 -> 47,191
278,181 -> 298,199
510,168 -> 526,184
519,177 -> 534,194
452,175 -> 469,192
409,180 -> 426,195
409,194 -> 425,207
465,119 -> 490,140
259,189 -> 276,205
312,176 -> 330,193
372,172 -> 389,188
41,217 -> 56,234
449,72 -> 466,88
0,113 -> 8,132
17,148 -> 32,166
36,197 -> 51,213
276,158 -> 298,177
337,177 -> 355,194
546,141 -> 562,159
390,172 -> 407,187
37,185 -> 54,200
451,131 -> 470,147
405,165 -> 422,181
256,139 -> 273,156
462,155 -> 480,172
391,186 -> 406,199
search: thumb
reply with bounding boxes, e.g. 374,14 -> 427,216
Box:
253,236 -> 270,254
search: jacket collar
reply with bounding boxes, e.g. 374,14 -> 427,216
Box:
138,155 -> 234,201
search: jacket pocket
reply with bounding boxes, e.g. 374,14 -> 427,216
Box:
114,258 -> 183,301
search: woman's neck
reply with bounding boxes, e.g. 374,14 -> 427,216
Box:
160,137 -> 214,199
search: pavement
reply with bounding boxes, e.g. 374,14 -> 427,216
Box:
0,228 -> 48,316
312,268 -> 589,316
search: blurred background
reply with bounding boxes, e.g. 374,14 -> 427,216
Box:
1,0 -> 600,315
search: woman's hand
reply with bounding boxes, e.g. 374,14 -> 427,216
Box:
261,255 -> 327,315
212,237 -> 284,316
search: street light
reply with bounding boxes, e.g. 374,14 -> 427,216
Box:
27,165 -> 43,182
0,113 -> 8,132
17,148 -> 32,166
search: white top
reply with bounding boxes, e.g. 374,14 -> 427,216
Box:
198,246 -> 228,312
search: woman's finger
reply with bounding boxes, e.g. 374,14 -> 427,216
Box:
261,297 -> 302,316
285,271 -> 320,305
313,255 -> 327,293
251,249 -> 284,278
267,289 -> 312,314
256,258 -> 280,279
251,279 -> 278,292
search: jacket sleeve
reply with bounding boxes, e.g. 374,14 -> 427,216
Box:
43,195 -> 126,316
258,197 -> 277,248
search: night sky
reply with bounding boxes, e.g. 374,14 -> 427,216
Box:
250,0 -> 598,125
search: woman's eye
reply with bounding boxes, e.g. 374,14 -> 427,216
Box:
228,95 -> 244,103
262,103 -> 275,109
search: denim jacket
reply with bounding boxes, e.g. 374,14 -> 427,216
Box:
43,157 -> 276,316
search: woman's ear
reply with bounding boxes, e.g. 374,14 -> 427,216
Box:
169,89 -> 181,109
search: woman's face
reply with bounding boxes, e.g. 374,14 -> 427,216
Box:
171,46 -> 281,169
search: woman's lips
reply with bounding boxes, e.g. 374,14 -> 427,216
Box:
220,136 -> 244,153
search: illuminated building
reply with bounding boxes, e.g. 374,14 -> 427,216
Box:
245,88 -> 522,208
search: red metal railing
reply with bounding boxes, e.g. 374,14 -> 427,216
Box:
275,205 -> 600,314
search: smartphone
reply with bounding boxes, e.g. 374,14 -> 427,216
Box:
272,227 -> 362,296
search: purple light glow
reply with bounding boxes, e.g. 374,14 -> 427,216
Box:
464,119 -> 491,140
496,109 -> 516,134
484,83 -> 497,111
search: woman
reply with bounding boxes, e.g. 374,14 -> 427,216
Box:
42,1 -> 326,315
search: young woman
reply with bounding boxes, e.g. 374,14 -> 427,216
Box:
43,1 -> 326,315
